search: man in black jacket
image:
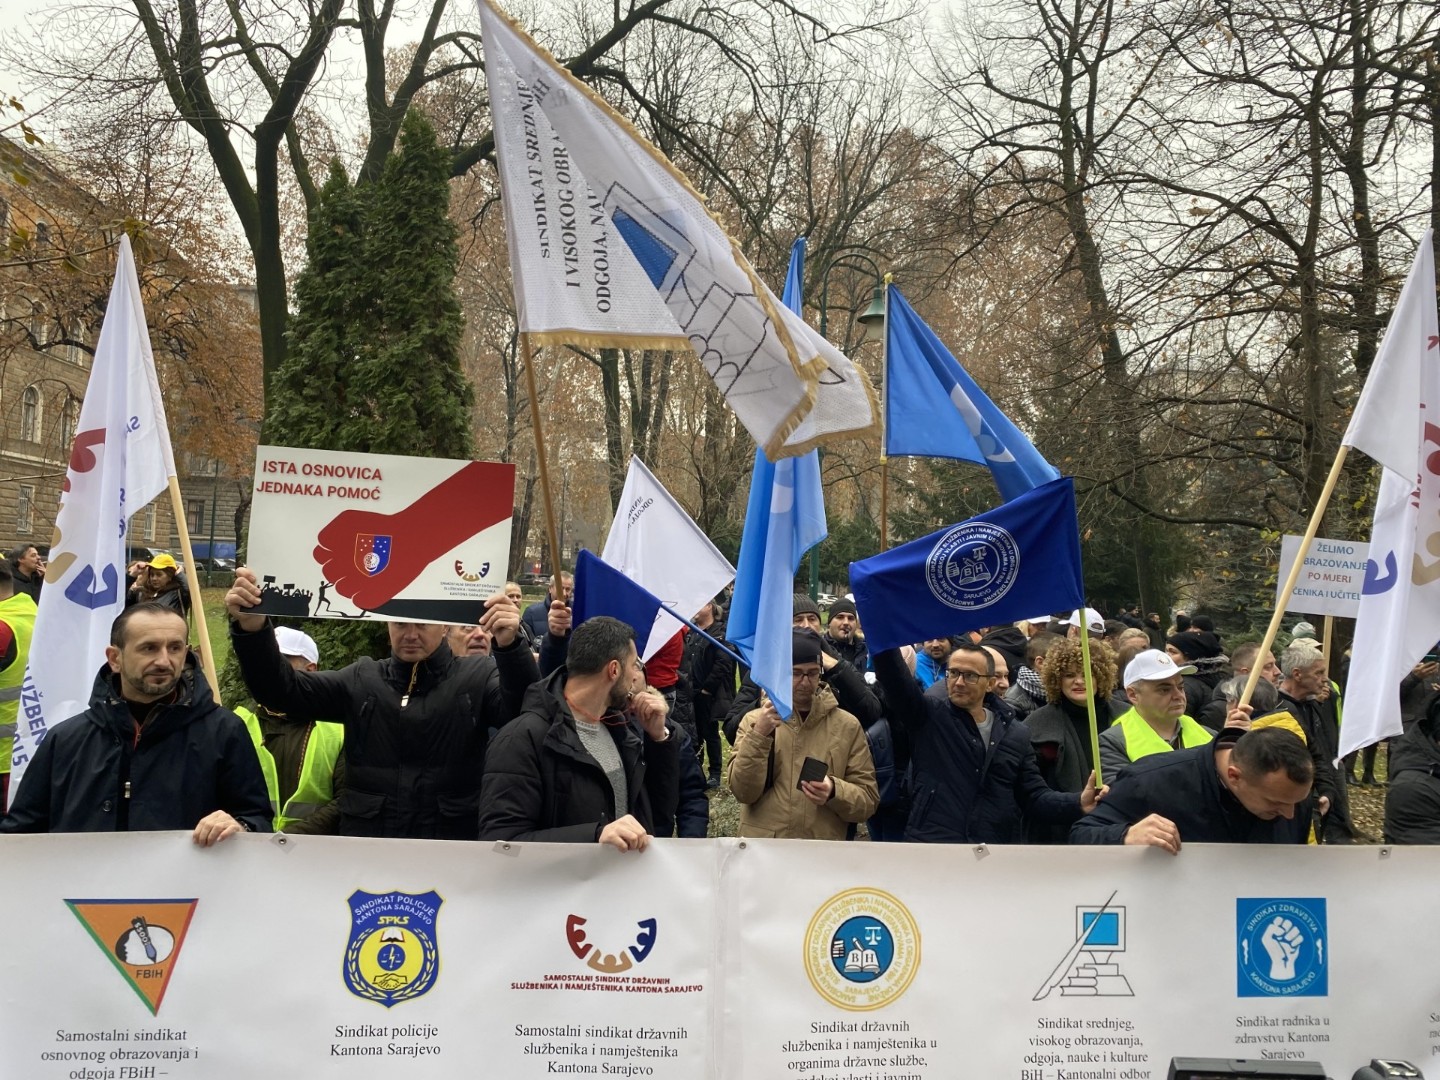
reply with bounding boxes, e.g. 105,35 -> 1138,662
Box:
1384,698 -> 1440,843
823,598 -> 868,672
1070,727 -> 1314,848
225,566 -> 538,840
873,641 -> 1102,843
2,604 -> 271,843
478,616 -> 679,849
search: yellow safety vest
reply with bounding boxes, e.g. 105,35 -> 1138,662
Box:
0,592 -> 39,776
1115,707 -> 1213,762
235,706 -> 344,831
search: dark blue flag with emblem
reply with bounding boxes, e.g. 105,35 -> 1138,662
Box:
572,549 -> 666,647
849,477 -> 1083,653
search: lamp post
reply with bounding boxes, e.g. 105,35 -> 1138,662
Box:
810,250 -> 887,601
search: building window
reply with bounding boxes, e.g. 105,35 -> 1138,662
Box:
67,319 -> 87,363
145,503 -> 157,542
20,385 -> 41,442
30,306 -> 48,347
34,220 -> 49,246
17,485 -> 34,534
61,397 -> 80,448
186,498 -> 206,534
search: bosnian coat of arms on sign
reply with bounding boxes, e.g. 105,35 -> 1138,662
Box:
343,890 -> 443,1007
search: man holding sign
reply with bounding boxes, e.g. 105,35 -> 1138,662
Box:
226,568 -> 539,840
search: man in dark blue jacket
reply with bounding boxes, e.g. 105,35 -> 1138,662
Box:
873,641 -> 1101,843
1070,727 -> 1314,849
2,604 -> 271,843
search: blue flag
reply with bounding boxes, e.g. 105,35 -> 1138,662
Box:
728,238 -> 826,718
849,478 -> 1083,653
885,284 -> 1060,502
571,549 -> 665,648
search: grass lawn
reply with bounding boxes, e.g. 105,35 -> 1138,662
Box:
193,587 -> 233,673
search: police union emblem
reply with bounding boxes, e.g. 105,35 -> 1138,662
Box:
1236,898 -> 1327,998
355,535 -> 392,577
925,522 -> 1021,611
343,890 -> 443,1007
804,888 -> 920,1011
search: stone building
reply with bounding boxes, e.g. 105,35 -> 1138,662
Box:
0,135 -> 259,571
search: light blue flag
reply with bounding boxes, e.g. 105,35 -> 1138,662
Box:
727,239 -> 826,718
885,284 -> 1060,502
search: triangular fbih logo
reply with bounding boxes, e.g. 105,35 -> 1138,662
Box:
66,899 -> 199,1015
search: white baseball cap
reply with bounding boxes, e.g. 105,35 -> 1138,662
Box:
1123,648 -> 1196,688
275,626 -> 320,666
1024,615 -> 1051,626
1063,607 -> 1105,634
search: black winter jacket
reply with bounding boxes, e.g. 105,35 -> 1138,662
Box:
1384,713 -> 1440,844
873,648 -> 1082,844
477,668 -> 680,842
1,659 -> 271,834
231,621 -> 538,840
1070,742 -> 1312,845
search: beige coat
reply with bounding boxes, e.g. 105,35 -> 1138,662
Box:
728,685 -> 879,839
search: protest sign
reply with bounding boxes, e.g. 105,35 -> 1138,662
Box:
247,447 -> 515,624
1276,535 -> 1370,619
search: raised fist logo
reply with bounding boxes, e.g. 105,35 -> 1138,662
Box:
1260,916 -> 1304,981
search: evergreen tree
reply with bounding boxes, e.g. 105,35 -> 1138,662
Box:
227,110 -> 474,691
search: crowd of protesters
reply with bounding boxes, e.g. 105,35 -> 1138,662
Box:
3,555 -> 1438,855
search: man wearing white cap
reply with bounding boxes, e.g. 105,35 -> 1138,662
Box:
1097,649 -> 1215,780
1062,607 -> 1105,639
234,627 -> 346,834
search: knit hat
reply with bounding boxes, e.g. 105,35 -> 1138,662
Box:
978,625 -> 1027,674
828,597 -> 857,619
793,593 -> 821,618
1291,620 -> 1317,639
792,628 -> 823,665
1167,630 -> 1222,661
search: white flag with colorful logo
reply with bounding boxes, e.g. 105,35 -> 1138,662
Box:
477,0 -> 878,459
601,457 -> 735,660
1338,229 -> 1440,761
11,235 -> 177,789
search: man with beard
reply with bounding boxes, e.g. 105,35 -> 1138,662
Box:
478,616 -> 679,849
823,597 -> 867,671
1,604 -> 271,842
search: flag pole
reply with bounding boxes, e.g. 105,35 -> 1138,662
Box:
167,475 -> 220,700
521,333 -> 564,578
1240,445 -> 1351,710
1078,617 -> 1103,788
1321,615 -> 1334,670
878,275 -> 892,552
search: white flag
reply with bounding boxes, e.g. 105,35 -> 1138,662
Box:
1338,230 -> 1440,761
601,457 -> 735,660
477,0 -> 878,459
11,236 -> 177,790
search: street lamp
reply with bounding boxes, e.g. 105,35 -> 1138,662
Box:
811,249 -> 887,601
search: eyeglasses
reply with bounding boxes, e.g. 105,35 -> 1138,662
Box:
792,668 -> 822,682
945,669 -> 991,684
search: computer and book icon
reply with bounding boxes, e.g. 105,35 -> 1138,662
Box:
1034,893 -> 1135,1000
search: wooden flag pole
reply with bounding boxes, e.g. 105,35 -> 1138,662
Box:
1079,619 -> 1104,788
521,334 -> 564,578
1240,445 -> 1351,710
167,475 -> 220,701
1321,615 -> 1335,670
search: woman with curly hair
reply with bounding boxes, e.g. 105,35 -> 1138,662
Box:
1026,638 -> 1118,841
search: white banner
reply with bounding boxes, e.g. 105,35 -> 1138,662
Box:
247,447 -> 515,625
1276,534 -> 1369,619
14,236 -> 177,790
4,835 -> 1438,1080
